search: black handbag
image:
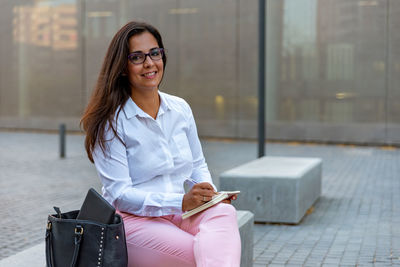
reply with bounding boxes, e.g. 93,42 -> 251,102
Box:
45,208 -> 128,267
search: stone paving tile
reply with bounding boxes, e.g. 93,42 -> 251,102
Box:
1,132 -> 400,267
0,132 -> 100,260
247,143 -> 400,266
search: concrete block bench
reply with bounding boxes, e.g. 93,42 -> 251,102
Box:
237,210 -> 254,267
220,156 -> 322,224
0,210 -> 254,267
0,243 -> 44,267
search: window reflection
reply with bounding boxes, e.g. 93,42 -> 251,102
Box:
276,0 -> 387,124
7,0 -> 81,121
13,2 -> 77,50
1,0 -> 400,143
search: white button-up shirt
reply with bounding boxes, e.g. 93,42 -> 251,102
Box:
93,91 -> 215,217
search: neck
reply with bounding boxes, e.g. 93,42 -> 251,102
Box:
131,89 -> 160,119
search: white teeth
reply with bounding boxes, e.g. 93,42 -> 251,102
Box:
144,72 -> 156,77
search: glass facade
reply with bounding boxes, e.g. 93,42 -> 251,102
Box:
0,0 -> 82,128
0,0 -> 399,144
266,0 -> 400,144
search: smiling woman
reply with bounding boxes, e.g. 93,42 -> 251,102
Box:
80,21 -> 241,267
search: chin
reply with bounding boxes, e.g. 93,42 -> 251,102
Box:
145,81 -> 161,89
143,85 -> 159,91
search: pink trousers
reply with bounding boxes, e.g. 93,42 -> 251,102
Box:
118,203 -> 241,267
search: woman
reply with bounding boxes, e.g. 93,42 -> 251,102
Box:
81,21 -> 241,267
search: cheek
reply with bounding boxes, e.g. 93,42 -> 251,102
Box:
157,63 -> 164,77
129,65 -> 139,74
127,66 -> 141,79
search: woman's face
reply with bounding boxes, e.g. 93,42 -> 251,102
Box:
127,31 -> 164,94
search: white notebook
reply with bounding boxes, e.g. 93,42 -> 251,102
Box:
182,191 -> 240,219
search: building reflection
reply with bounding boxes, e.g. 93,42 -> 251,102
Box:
0,0 -> 399,144
6,0 -> 80,123
13,2 -> 77,50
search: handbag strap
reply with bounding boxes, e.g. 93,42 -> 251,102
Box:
53,206 -> 62,218
45,221 -> 54,267
70,224 -> 84,267
45,221 -> 84,267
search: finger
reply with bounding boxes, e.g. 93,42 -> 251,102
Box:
196,182 -> 215,190
192,187 -> 215,197
222,199 -> 231,204
199,188 -> 217,197
200,195 -> 214,202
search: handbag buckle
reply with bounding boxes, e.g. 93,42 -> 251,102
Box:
75,226 -> 84,235
47,222 -> 52,230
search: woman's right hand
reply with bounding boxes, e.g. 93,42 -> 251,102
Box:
182,182 -> 216,211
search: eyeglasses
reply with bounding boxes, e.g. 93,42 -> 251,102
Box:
127,48 -> 164,64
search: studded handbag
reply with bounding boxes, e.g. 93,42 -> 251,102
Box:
45,208 -> 128,267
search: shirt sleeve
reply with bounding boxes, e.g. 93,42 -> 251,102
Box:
93,121 -> 184,217
184,104 -> 217,191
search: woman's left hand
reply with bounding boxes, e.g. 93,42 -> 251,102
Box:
222,194 -> 238,204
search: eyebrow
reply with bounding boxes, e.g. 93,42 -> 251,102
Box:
130,47 -> 159,54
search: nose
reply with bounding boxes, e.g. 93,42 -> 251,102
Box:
143,54 -> 155,67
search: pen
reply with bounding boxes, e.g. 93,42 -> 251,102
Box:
183,178 -> 197,193
186,178 -> 197,186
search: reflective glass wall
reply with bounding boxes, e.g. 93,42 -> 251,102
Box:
266,0 -> 400,144
0,0 -> 82,129
1,0 -> 399,145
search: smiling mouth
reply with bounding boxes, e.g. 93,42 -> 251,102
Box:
142,71 -> 157,77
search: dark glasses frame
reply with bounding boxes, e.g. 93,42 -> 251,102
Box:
127,48 -> 165,64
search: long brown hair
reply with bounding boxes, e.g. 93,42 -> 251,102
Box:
80,21 -> 167,162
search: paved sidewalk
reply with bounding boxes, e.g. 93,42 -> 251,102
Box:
1,131 -> 399,266
0,132 -> 101,260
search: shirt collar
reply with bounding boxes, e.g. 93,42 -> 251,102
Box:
158,92 -> 171,116
123,91 -> 171,120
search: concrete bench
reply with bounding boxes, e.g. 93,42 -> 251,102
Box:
220,156 -> 322,224
0,243 -> 44,267
0,210 -> 254,267
237,210 -> 254,267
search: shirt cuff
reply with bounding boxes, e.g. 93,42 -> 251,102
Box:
138,193 -> 185,217
162,193 -> 185,214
